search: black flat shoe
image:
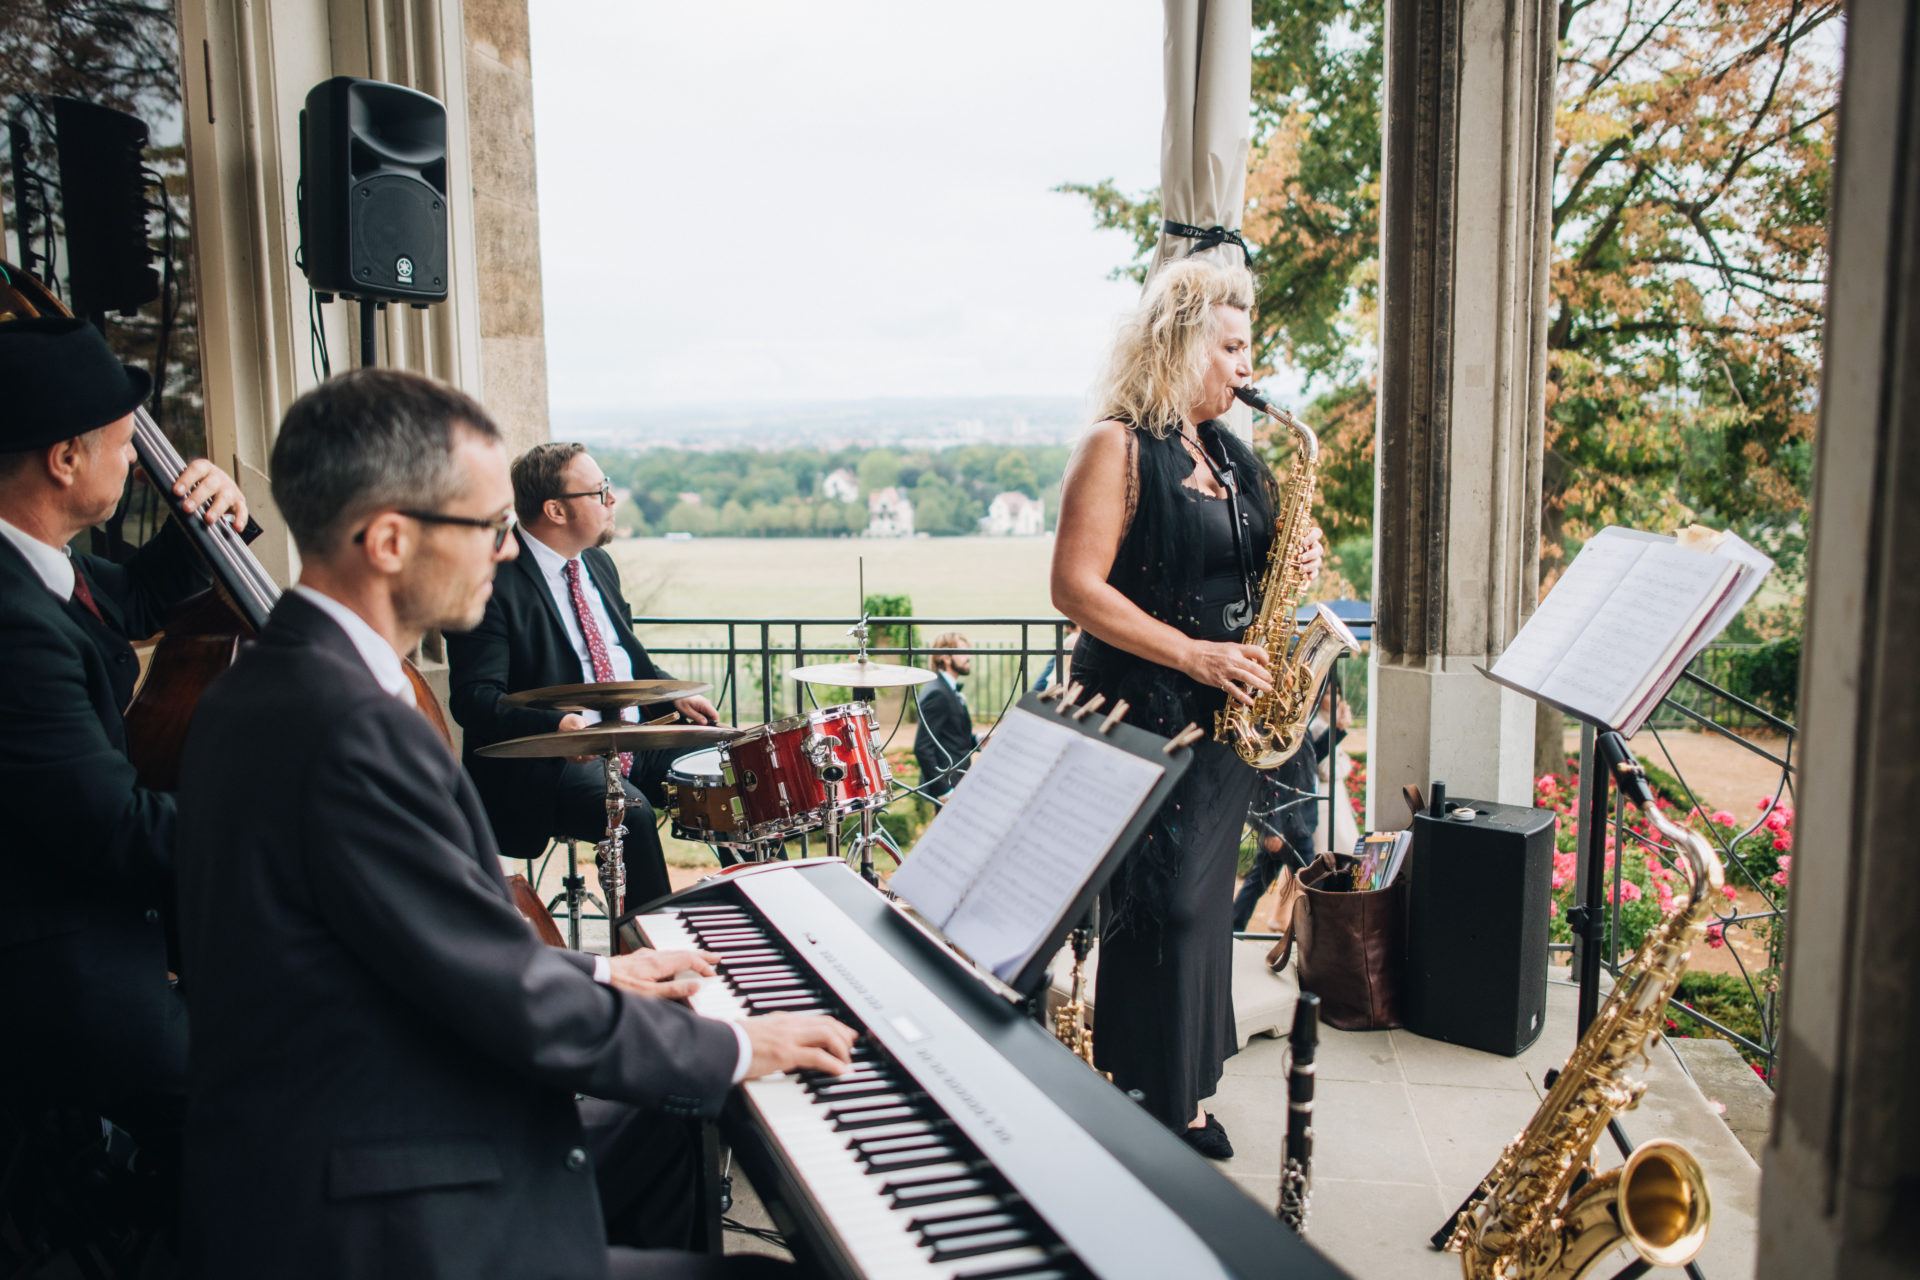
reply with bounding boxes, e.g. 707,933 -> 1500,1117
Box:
1181,1112 -> 1234,1161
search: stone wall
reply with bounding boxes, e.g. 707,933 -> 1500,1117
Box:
464,0 -> 551,457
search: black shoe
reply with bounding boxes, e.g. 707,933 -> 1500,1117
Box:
1181,1112 -> 1234,1161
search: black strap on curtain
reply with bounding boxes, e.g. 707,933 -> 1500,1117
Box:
1162,220 -> 1252,265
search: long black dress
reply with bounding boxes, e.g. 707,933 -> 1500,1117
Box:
1073,419 -> 1276,1130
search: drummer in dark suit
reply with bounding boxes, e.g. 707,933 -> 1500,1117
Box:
175,370 -> 852,1279
0,316 -> 247,1134
447,442 -> 718,907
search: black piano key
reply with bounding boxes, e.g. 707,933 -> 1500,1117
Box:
825,1093 -> 913,1116
844,1121 -> 942,1149
927,1227 -> 1039,1263
910,1209 -> 1022,1238
851,1130 -> 948,1155
863,1146 -> 964,1173
953,1266 -> 1076,1280
832,1104 -> 927,1131
886,1175 -> 990,1208
744,995 -> 828,1012
813,1082 -> 902,1104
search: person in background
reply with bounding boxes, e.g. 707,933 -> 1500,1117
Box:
1030,623 -> 1082,694
914,631 -> 978,798
447,442 -> 719,909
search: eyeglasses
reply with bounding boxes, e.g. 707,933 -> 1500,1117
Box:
354,507 -> 519,551
557,481 -> 615,505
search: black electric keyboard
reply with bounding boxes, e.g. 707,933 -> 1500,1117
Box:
626,860 -> 1347,1280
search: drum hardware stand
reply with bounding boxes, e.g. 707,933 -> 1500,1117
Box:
550,840 -> 607,953
596,748 -> 629,954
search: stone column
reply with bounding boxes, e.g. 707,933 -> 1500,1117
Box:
1757,6 -> 1920,1277
1366,0 -> 1554,822
464,0 -> 552,458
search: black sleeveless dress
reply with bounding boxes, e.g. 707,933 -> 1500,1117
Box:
1071,420 -> 1276,1130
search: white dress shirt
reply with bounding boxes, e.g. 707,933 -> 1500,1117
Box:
519,532 -> 637,726
0,513 -> 78,599
289,585 -> 415,704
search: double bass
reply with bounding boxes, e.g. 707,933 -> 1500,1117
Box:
0,259 -> 453,778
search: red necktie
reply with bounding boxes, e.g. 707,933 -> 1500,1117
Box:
563,559 -> 631,777
70,569 -> 106,624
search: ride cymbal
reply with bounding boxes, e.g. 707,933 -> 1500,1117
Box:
786,660 -> 936,688
475,723 -> 743,759
502,679 -> 712,714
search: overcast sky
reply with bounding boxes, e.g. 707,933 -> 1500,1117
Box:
527,1 -> 1167,412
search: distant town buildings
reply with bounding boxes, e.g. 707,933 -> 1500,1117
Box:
979,491 -> 1045,536
676,491 -> 703,506
820,468 -> 859,503
865,487 -> 915,538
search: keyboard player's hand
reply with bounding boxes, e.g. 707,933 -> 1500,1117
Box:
741,1013 -> 859,1079
605,948 -> 721,1002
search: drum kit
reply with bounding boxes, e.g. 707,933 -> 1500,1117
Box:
475,614 -> 941,948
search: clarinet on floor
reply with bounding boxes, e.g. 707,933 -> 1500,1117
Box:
1277,991 -> 1321,1233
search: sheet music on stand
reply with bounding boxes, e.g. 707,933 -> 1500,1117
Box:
889,692 -> 1193,997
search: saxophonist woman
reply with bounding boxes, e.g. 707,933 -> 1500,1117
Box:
1051,258 -> 1321,1157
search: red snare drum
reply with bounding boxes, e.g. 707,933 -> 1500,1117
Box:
723,702 -> 892,841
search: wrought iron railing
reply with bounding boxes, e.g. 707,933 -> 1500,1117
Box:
1572,667 -> 1796,1076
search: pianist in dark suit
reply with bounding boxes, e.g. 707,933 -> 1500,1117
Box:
0,316 -> 247,1133
913,633 -> 979,798
447,441 -> 718,908
175,369 -> 853,1280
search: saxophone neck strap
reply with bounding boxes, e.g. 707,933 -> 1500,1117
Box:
1187,422 -> 1257,630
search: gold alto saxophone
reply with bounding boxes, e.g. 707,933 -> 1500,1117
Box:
1215,386 -> 1359,769
1444,736 -> 1718,1280
1053,923 -> 1103,1072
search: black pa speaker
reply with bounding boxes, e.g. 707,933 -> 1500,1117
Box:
52,98 -> 159,321
298,77 -> 448,304
1403,792 -> 1556,1056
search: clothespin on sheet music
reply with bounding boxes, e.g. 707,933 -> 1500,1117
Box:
1071,694 -> 1105,722
1036,684 -> 1066,703
1098,700 -> 1129,734
1163,723 -> 1205,754
1055,682 -> 1085,714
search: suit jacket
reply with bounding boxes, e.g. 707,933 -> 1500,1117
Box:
446,531 -> 669,861
0,522 -> 206,1099
913,675 -> 977,795
176,592 -> 738,1280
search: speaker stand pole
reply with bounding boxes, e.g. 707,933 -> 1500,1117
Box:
1571,718 -> 1611,1038
359,297 -> 378,368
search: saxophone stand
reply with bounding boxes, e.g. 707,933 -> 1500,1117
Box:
1431,728 -> 1711,1280
595,748 -> 629,956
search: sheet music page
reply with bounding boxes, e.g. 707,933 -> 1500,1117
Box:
886,708 -> 1077,927
1490,529 -> 1648,692
1540,543 -> 1737,727
943,735 -> 1165,979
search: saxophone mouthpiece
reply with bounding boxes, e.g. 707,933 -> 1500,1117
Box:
1232,385 -> 1278,416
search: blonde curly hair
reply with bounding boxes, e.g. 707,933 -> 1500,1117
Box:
1091,258 -> 1256,439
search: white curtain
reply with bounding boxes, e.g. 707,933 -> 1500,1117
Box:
1149,0 -> 1254,277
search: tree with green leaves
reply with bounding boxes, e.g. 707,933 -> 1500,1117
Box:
1062,0 -> 1836,606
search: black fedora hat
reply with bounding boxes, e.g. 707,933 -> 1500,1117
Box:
0,316 -> 153,451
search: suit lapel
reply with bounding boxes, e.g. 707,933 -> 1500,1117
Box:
509,531 -> 572,647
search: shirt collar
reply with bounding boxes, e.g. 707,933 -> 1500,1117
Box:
520,529 -> 575,584
0,513 -> 77,599
289,585 -> 415,704
940,670 -> 961,692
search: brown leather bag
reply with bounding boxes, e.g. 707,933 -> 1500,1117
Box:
1285,853 -> 1407,1031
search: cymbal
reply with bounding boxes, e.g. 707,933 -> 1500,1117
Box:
787,659 -> 937,689
476,724 -> 743,759
502,679 -> 712,714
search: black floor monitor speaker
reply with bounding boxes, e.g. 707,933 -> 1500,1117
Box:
298,77 -> 448,304
1404,794 -> 1556,1057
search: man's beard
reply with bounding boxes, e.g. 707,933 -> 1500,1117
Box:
595,522 -> 616,548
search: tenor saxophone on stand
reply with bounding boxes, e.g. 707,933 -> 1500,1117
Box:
1444,740 -> 1719,1280
1216,387 -> 1358,769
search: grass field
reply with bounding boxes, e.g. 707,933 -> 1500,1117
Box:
608,535 -> 1063,646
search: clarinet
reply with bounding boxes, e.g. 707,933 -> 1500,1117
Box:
1277,992 -> 1321,1233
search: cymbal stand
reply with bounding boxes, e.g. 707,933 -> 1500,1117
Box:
595,749 -> 628,953
551,840 -> 606,952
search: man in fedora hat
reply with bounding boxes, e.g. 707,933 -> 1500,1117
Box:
0,315 -> 248,1125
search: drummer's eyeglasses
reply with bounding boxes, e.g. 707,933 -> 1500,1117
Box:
558,480 -> 616,505
354,507 -> 519,552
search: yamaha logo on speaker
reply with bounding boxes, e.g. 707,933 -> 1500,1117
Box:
396,256 -> 415,283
